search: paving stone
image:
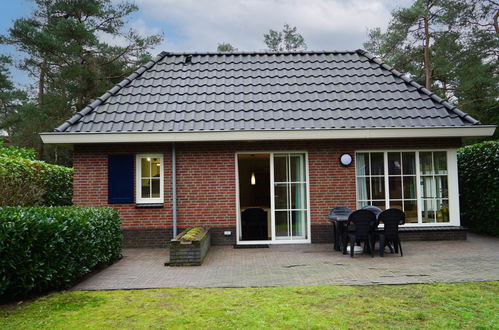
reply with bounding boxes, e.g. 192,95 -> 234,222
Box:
72,233 -> 499,290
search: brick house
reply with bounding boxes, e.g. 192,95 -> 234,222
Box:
41,50 -> 495,247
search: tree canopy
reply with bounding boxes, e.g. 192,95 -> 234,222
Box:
217,43 -> 238,52
0,56 -> 26,139
264,24 -> 307,51
1,0 -> 162,164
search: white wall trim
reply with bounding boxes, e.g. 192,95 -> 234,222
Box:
447,149 -> 460,226
41,126 -> 496,144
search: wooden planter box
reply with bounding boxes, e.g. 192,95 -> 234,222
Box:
168,228 -> 210,266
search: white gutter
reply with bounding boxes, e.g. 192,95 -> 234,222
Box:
40,126 -> 496,144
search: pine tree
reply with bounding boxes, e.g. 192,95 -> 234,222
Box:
364,0 -> 498,138
0,55 -> 26,139
4,0 -> 162,163
364,0 -> 462,90
264,24 -> 307,51
217,43 -> 238,52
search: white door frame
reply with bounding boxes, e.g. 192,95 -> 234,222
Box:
235,151 -> 311,245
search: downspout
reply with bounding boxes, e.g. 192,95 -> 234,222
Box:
172,142 -> 177,238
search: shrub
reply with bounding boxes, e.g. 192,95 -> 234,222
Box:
458,140 -> 499,236
40,162 -> 73,206
0,155 -> 73,206
0,141 -> 37,160
0,206 -> 122,299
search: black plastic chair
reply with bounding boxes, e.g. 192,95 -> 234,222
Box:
361,205 -> 383,219
344,210 -> 377,258
241,208 -> 268,240
377,208 -> 405,257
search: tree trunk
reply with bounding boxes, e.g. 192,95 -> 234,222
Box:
38,0 -> 51,107
493,9 -> 498,34
423,15 -> 432,89
38,57 -> 47,106
39,142 -> 44,161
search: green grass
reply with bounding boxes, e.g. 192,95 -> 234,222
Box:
1,282 -> 498,329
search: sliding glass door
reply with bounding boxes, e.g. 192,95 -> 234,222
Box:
273,153 -> 308,240
236,151 -> 309,243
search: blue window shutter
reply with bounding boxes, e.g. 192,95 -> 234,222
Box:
108,155 -> 134,204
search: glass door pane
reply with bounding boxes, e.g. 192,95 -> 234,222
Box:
292,210 -> 306,237
273,153 -> 307,240
419,151 -> 450,224
290,155 -> 304,182
273,155 -> 288,182
274,183 -> 288,209
291,183 -> 306,209
275,211 -> 289,237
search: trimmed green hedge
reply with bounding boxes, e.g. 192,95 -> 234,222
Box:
458,140 -> 499,236
0,207 -> 122,298
0,141 -> 37,160
0,156 -> 73,206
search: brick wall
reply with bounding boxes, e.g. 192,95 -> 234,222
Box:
73,138 -> 461,245
74,144 -> 173,229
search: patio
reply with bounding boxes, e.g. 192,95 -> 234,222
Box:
73,233 -> 499,290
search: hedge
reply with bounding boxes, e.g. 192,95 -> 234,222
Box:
0,141 -> 37,160
0,155 -> 73,206
0,207 -> 122,299
458,140 -> 499,236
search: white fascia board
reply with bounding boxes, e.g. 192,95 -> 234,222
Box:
40,126 -> 496,144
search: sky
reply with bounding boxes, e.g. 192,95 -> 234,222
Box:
0,0 -> 411,86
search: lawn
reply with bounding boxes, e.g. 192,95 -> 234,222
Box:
1,282 -> 498,329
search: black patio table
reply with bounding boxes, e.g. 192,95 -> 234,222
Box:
328,207 -> 353,251
329,205 -> 383,253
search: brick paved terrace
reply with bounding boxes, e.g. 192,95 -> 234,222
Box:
73,233 -> 499,290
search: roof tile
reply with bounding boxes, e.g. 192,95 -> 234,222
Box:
55,50 -> 480,133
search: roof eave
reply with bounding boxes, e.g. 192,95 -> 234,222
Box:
40,126 -> 496,145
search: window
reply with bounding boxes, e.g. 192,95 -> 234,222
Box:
356,152 -> 386,210
136,154 -> 164,204
387,152 -> 418,223
356,151 -> 452,225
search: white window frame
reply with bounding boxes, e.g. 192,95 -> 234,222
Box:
235,151 -> 311,245
355,152 -> 387,209
136,153 -> 164,204
355,149 -> 460,226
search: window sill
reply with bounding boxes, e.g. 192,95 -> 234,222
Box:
135,203 -> 164,209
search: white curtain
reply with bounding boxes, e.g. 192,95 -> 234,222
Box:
356,153 -> 368,201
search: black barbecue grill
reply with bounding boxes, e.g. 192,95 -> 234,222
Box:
329,206 -> 353,222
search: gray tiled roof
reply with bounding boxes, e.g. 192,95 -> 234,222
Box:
55,49 -> 480,133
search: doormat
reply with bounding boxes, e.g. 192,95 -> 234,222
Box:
233,244 -> 270,249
